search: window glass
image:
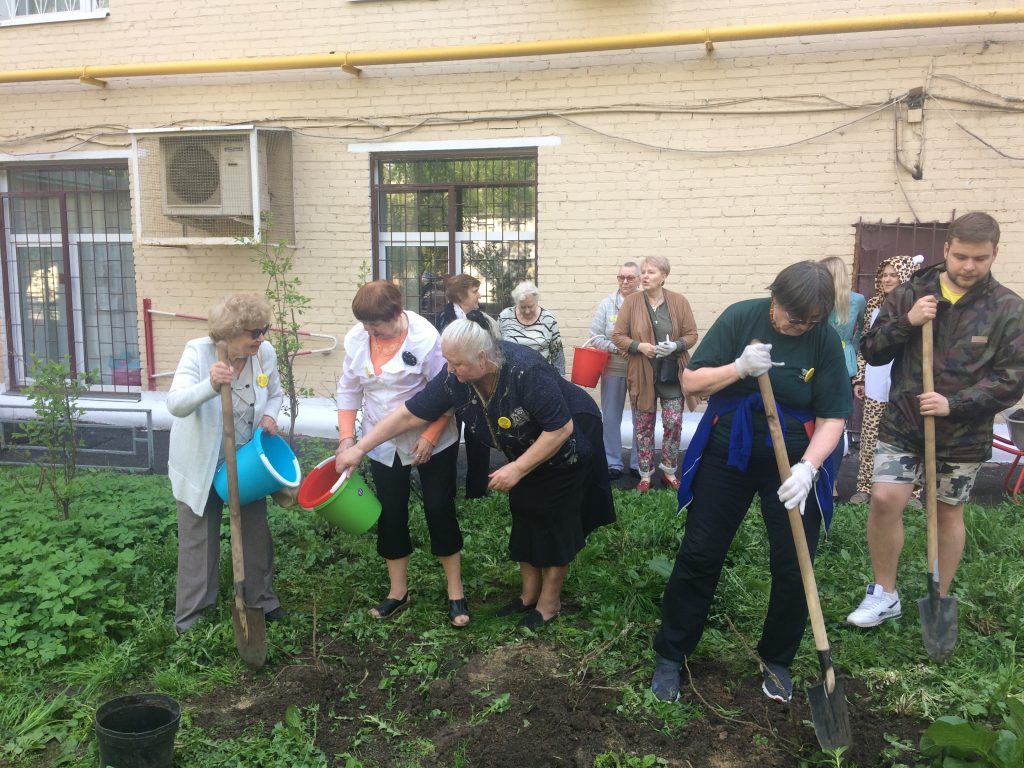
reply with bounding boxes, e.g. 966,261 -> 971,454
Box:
4,165 -> 138,389
0,0 -> 107,22
373,153 -> 538,325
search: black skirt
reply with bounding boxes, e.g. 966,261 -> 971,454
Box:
507,413 -> 616,567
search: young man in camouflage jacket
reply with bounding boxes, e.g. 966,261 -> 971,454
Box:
846,212 -> 1024,629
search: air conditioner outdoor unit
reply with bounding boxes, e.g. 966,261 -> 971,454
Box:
160,135 -> 263,217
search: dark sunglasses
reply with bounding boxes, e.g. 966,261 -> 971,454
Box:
247,326 -> 271,340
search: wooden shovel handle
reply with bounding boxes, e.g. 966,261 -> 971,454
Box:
922,320 -> 939,582
218,343 -> 249,618
756,370 -> 836,693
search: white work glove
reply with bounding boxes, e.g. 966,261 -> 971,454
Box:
655,340 -> 677,358
734,343 -> 778,379
777,462 -> 815,515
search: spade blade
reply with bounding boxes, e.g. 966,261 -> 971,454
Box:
918,579 -> 958,664
232,603 -> 267,670
806,676 -> 852,751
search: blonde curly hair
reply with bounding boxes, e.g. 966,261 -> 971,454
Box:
208,294 -> 272,343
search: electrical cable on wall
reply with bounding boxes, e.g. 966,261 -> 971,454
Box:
1,73 -> 1022,159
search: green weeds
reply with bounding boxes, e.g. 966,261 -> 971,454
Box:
2,469 -> 1024,766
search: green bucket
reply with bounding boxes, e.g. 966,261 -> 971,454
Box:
297,457 -> 382,534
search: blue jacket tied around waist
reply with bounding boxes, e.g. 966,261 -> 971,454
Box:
677,391 -> 837,531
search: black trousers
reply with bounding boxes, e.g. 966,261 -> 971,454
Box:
462,419 -> 491,499
653,448 -> 821,668
369,441 -> 461,560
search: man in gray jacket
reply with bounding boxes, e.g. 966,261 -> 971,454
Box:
589,261 -> 641,479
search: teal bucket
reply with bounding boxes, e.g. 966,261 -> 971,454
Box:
297,457 -> 382,534
214,428 -> 301,507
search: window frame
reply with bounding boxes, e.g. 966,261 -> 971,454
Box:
0,0 -> 108,27
369,149 -> 539,323
1,163 -> 139,393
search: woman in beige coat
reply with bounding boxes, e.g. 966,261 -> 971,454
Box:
612,256 -> 698,492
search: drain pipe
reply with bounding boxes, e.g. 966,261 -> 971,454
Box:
1,8 -> 1023,86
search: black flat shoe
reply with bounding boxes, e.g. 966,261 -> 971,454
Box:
496,597 -> 537,618
448,598 -> 470,628
265,606 -> 286,622
519,608 -> 560,631
608,468 -> 622,480
370,594 -> 409,619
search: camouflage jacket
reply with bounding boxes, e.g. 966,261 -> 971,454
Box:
861,263 -> 1024,462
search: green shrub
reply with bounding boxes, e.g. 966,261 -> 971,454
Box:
920,696 -> 1024,767
18,356 -> 98,519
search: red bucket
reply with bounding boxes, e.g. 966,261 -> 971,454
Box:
570,339 -> 610,388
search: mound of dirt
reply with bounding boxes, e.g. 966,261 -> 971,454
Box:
193,637 -> 925,766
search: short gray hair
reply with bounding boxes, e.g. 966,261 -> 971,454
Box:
510,280 -> 540,305
208,293 -> 271,343
641,255 -> 671,277
440,318 -> 504,368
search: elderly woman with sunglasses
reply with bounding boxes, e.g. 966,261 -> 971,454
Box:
649,261 -> 849,706
167,293 -> 284,633
336,280 -> 468,627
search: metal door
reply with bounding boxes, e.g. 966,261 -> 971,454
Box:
848,216 -> 952,439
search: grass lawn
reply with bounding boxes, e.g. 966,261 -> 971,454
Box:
1,460 -> 1021,767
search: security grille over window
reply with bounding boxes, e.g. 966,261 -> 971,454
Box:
0,0 -> 107,22
371,151 -> 538,327
132,127 -> 294,245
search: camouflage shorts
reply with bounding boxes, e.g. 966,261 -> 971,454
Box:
872,441 -> 980,506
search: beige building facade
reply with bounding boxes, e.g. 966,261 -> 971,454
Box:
1,1 -> 1023,402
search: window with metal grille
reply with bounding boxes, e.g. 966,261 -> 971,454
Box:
371,152 -> 538,327
1,165 -> 139,392
0,0 -> 108,25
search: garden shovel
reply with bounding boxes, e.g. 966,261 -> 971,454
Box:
217,342 -> 267,670
756,370 -> 851,751
917,320 -> 958,663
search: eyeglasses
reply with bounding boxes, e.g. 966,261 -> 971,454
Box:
773,300 -> 820,328
616,275 -> 638,281
784,314 -> 820,328
247,326 -> 271,340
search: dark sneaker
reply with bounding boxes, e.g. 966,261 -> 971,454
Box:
760,661 -> 792,703
265,606 -> 286,622
650,654 -> 681,703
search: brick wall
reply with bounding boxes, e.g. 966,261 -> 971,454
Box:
1,0 -> 1023,397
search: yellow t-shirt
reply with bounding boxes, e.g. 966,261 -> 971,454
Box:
940,278 -> 965,305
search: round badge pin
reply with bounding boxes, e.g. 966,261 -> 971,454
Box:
497,416 -> 512,429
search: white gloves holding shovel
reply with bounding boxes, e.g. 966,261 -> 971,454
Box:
735,342 -> 780,378
778,461 -> 815,515
734,342 -> 813,513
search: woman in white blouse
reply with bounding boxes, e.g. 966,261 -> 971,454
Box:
336,281 -> 468,627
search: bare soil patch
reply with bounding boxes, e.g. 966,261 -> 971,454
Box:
194,632 -> 925,766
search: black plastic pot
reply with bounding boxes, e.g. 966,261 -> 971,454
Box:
94,693 -> 180,768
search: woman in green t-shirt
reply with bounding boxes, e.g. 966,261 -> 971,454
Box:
649,261 -> 850,706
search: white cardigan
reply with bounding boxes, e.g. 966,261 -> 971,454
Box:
167,337 -> 284,516
337,311 -> 457,466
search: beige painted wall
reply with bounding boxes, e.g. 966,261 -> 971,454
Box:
1,0 -> 1023,397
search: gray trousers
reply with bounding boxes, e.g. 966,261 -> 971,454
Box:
175,488 -> 280,633
600,372 -> 639,471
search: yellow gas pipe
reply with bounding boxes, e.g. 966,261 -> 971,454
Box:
1,8 -> 1022,86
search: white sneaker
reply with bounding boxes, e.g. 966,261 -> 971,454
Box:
846,583 -> 902,627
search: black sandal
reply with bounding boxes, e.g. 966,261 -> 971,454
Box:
448,598 -> 470,628
496,597 -> 537,618
370,594 -> 409,619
